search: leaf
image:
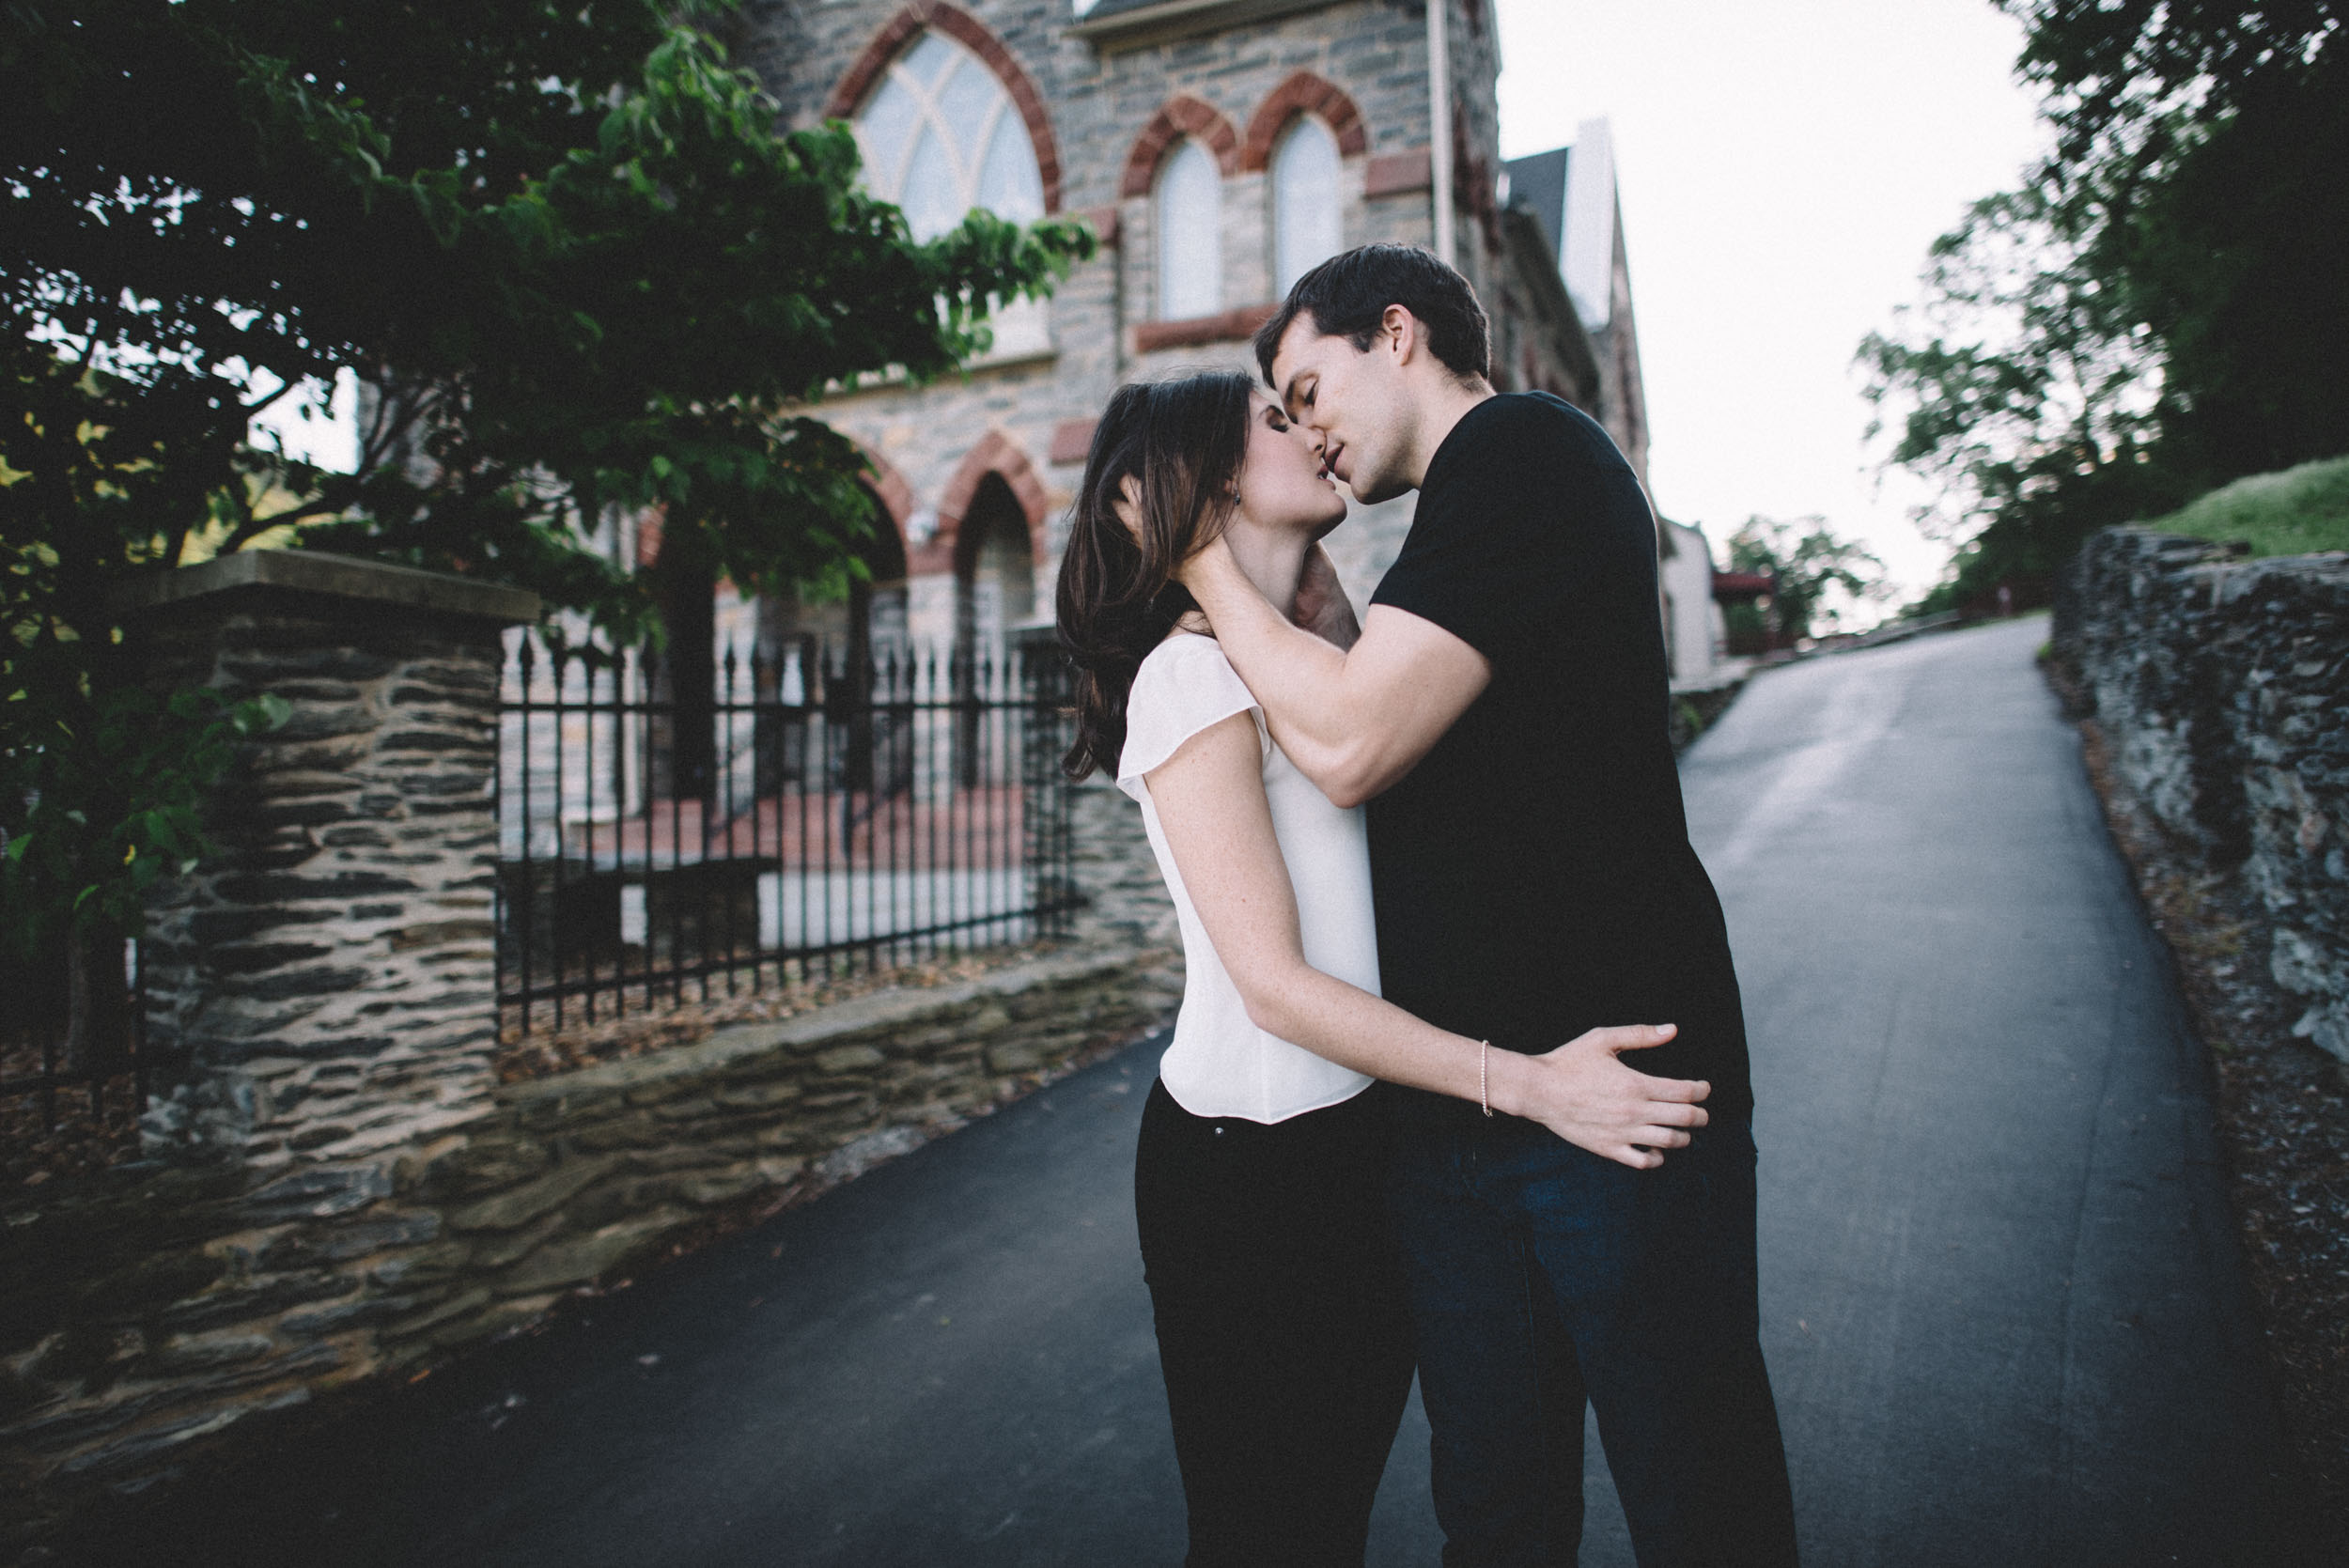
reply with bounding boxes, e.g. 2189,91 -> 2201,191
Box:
235,692 -> 292,734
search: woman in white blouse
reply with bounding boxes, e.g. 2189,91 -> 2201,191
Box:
1053,372 -> 1707,1566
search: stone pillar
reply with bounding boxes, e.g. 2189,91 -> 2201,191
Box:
119,551 -> 538,1166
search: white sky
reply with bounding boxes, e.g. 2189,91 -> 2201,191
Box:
248,367 -> 359,473
1495,0 -> 2051,601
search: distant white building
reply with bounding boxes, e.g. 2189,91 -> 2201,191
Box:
1657,517 -> 1730,690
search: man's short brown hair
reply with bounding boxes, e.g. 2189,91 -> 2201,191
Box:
1252,243 -> 1492,387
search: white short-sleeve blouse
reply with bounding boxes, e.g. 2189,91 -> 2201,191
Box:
1117,632 -> 1381,1124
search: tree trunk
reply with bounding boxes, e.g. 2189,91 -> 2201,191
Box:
63,925 -> 132,1079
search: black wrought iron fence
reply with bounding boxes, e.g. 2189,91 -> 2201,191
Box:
496,626 -> 1079,1036
1,939 -> 148,1133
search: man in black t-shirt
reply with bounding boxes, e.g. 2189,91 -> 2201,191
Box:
1182,246 -> 1797,1566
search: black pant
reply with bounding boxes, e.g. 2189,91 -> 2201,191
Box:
1390,1097 -> 1797,1567
1135,1079 -> 1417,1568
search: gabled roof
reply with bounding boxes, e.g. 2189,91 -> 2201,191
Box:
1504,146 -> 1570,269
1502,118 -> 1617,332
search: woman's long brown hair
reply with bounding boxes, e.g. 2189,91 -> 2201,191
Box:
1054,372 -> 1254,780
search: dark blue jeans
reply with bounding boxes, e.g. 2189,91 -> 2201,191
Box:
1389,1098 -> 1797,1567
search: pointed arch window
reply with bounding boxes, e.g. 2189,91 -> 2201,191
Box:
1156,139 -> 1223,321
1272,116 -> 1342,294
854,31 -> 1050,354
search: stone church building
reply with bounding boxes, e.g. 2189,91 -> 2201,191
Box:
721,0 -> 1667,670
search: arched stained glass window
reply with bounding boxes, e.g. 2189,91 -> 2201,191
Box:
1272,116 -> 1341,295
855,31 -> 1050,353
855,33 -> 1044,239
1156,139 -> 1222,321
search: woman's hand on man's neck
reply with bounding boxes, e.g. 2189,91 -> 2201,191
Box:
1217,523 -> 1312,624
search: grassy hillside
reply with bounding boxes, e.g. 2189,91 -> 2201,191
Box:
2149,454 -> 2349,557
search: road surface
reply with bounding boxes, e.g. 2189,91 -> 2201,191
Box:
139,617 -> 2295,1567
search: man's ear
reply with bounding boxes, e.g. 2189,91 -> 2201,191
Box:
1381,303 -> 1418,365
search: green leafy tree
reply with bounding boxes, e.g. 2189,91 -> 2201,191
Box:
1859,1 -> 2345,607
2,348 -> 290,1068
1858,187 -> 2177,609
3,0 -> 1090,1065
1724,516 -> 1885,646
6,0 -> 1087,613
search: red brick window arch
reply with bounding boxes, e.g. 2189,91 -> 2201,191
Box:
829,8 -> 1063,357
1270,118 -> 1343,293
1123,96 -> 1240,323
1241,73 -> 1368,295
848,30 -> 1044,239
1157,140 -> 1223,319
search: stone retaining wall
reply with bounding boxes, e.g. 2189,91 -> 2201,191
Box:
1,558 -> 1185,1553
2053,528 -> 2349,1062
1065,771 -> 1180,955
0,949 -> 1174,1540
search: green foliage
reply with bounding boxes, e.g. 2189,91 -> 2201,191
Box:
1858,186 -> 2176,553
2108,56 -> 2349,479
2145,454 -> 2349,559
4,0 -> 1091,622
1720,598 -> 1769,656
1,684 -> 287,954
0,345 -> 286,952
2003,0 -> 2343,166
1860,2 -> 2346,605
1,0 -> 1091,954
1724,516 -> 1886,644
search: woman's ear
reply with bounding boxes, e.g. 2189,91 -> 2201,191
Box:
1112,474 -> 1146,543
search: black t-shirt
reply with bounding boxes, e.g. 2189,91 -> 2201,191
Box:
1367,393 -> 1753,1118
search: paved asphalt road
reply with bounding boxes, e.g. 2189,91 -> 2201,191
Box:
145,617 -> 2296,1567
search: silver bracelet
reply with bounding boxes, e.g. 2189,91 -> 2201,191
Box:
1479,1040 -> 1493,1118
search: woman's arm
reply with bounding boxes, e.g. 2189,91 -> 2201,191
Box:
1180,538 -> 1486,809
1111,480 -> 1470,807
1145,711 -> 1708,1170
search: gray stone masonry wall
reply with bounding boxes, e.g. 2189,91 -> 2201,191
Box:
1,558 -> 1181,1545
2053,528 -> 2349,1063
1066,771 -> 1182,953
124,551 -> 537,1167
732,0 -> 1452,606
0,950 -> 1174,1535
